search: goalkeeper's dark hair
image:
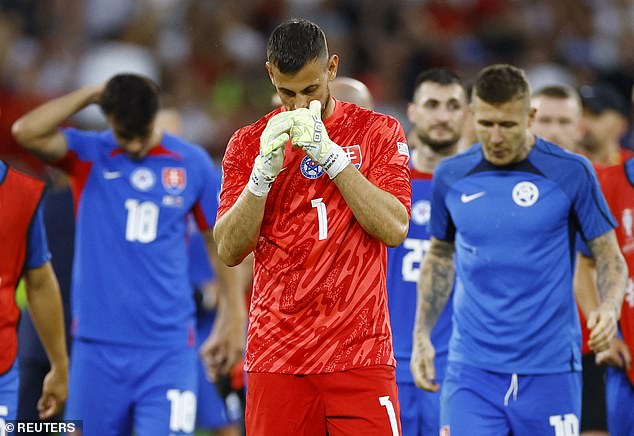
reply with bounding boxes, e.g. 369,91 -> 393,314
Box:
267,19 -> 328,74
100,74 -> 160,139
413,68 -> 467,101
473,64 -> 530,106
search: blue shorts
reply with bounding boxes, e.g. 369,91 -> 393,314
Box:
441,361 -> 581,436
195,313 -> 242,430
0,360 -> 19,422
606,366 -> 634,435
66,339 -> 197,436
396,355 -> 446,436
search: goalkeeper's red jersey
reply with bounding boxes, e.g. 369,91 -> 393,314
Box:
218,99 -> 411,374
599,159 -> 634,386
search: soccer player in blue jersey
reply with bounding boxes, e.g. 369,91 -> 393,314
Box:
12,74 -> 246,436
411,64 -> 628,435
386,68 -> 468,435
0,161 -> 68,422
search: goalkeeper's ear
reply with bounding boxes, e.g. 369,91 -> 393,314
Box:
309,100 -> 322,118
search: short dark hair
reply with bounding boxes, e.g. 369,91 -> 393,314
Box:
100,74 -> 160,138
473,64 -> 530,105
266,19 -> 328,74
413,68 -> 467,100
532,85 -> 579,101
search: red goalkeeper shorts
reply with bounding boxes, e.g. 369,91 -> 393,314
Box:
246,364 -> 401,435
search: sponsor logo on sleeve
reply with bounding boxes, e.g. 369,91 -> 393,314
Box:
397,141 -> 410,157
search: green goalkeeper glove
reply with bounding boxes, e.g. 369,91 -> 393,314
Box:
247,112 -> 292,197
290,100 -> 350,179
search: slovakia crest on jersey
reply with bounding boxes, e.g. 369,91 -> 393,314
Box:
343,145 -> 362,169
162,167 -> 187,194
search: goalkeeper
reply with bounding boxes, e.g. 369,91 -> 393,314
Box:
205,18 -> 411,436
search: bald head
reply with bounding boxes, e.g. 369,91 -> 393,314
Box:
330,77 -> 374,110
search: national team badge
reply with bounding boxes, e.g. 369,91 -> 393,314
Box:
512,181 -> 539,207
162,167 -> 187,194
130,167 -> 155,192
411,200 -> 431,226
342,145 -> 362,169
300,156 -> 325,179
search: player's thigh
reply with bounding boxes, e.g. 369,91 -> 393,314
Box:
606,367 -> 634,436
65,340 -> 133,436
134,346 -> 198,436
195,358 -> 241,431
246,372 -> 326,436
321,365 -> 401,436
508,372 -> 581,436
440,362 -> 509,436
397,382 -> 422,436
17,360 -> 48,421
0,360 -> 20,422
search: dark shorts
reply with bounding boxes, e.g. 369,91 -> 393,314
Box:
581,353 -> 607,431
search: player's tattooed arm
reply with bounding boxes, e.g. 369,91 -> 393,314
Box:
586,230 -> 628,352
416,237 -> 456,333
411,237 -> 455,391
588,230 -> 628,314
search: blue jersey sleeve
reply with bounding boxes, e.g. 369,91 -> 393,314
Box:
573,159 -> 616,241
191,149 -> 222,230
430,162 -> 456,242
25,201 -> 52,269
62,128 -> 104,162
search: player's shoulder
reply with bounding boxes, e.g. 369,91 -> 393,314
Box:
530,137 -> 594,177
436,142 -> 482,176
339,100 -> 402,132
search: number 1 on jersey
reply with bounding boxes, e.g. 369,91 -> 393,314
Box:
311,198 -> 328,240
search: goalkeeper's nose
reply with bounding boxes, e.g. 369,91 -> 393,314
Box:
291,95 -> 311,110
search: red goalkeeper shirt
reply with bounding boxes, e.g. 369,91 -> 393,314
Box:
218,99 -> 411,374
599,159 -> 634,385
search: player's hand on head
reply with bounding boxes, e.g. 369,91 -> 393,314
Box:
587,300 -> 619,353
595,337 -> 632,370
37,364 -> 68,420
248,111 -> 293,197
289,100 -> 350,179
410,335 -> 439,392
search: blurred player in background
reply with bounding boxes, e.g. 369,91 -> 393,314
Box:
0,160 -> 68,422
386,68 -> 468,435
530,84 -> 609,436
531,85 -> 584,154
12,74 -> 246,436
596,159 -> 634,436
211,18 -> 411,435
17,169 -> 73,433
411,64 -> 627,435
156,107 -> 245,436
330,77 -> 375,110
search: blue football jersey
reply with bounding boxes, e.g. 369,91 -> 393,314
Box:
431,137 -> 615,373
59,128 -> 220,347
386,168 -> 453,383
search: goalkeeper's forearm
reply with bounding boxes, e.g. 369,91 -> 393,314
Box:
214,187 -> 266,266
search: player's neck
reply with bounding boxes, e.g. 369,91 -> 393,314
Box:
410,135 -> 457,174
